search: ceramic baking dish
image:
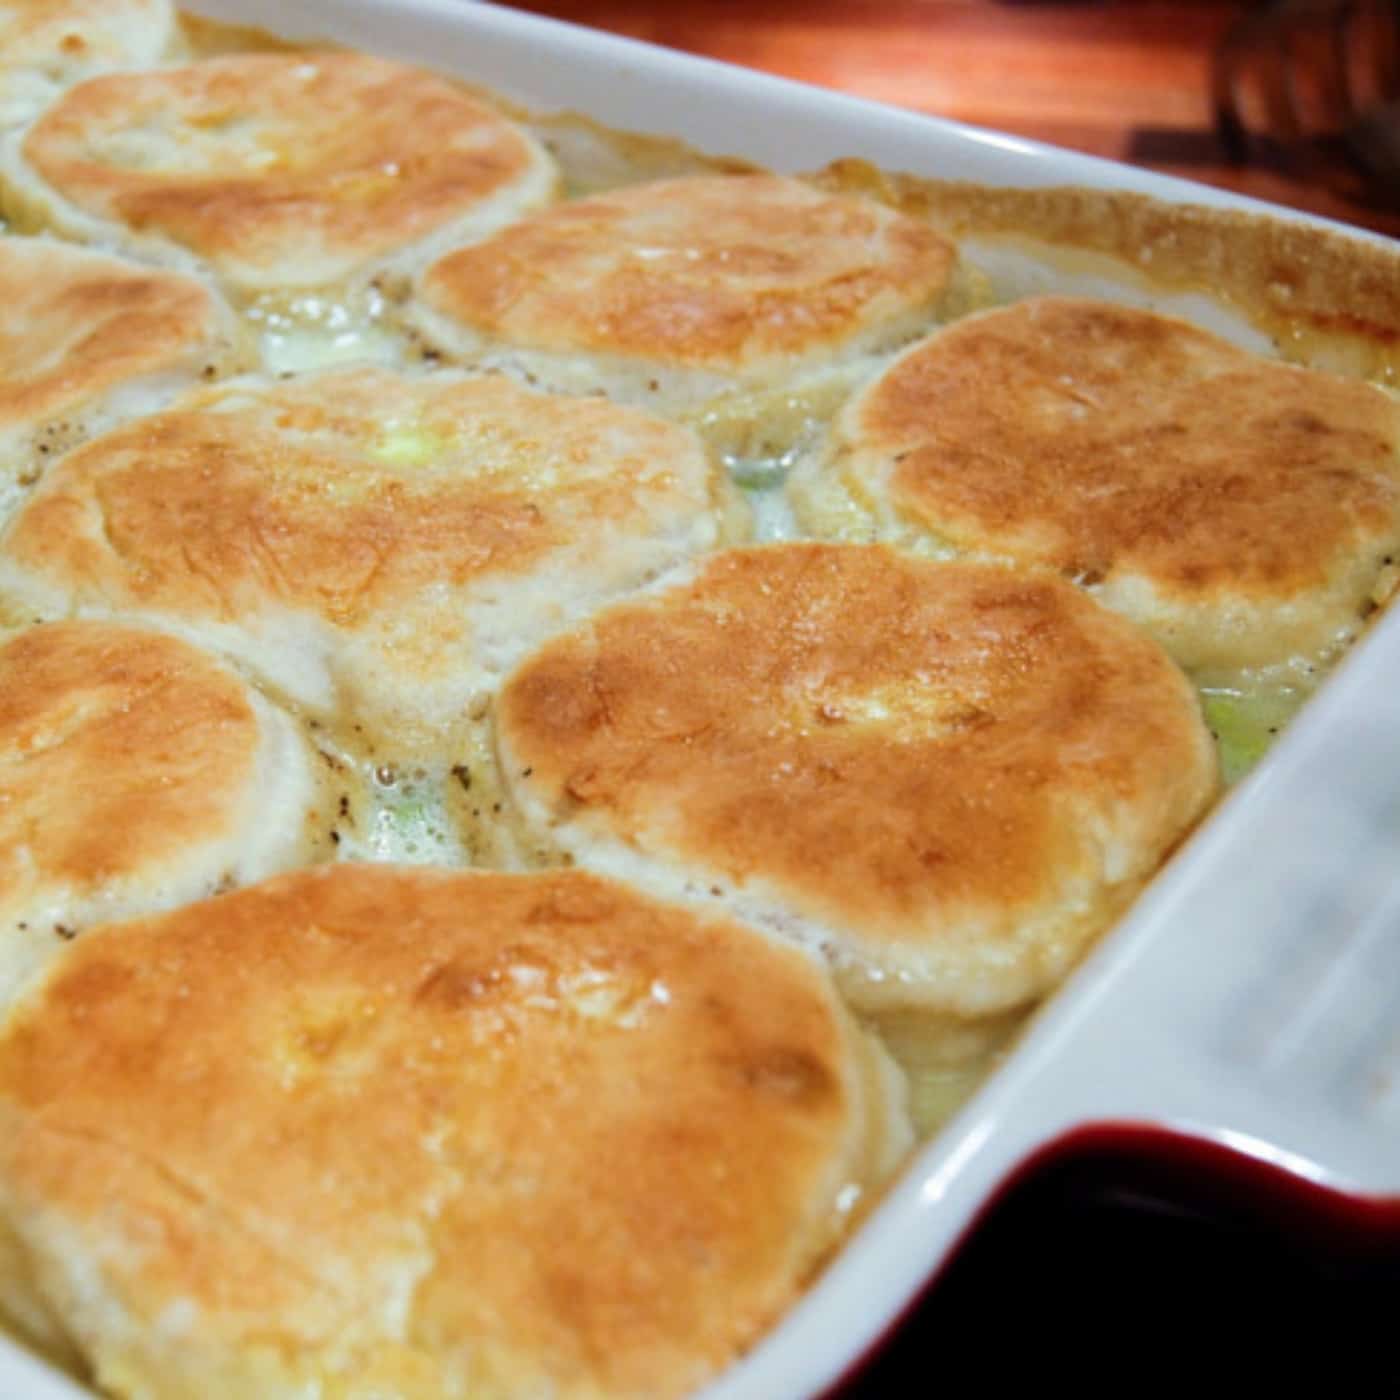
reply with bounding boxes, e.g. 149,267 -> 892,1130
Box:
3,2 -> 1398,1395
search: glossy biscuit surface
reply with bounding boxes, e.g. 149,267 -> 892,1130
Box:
0,236 -> 249,523
0,367 -> 728,746
0,864 -> 908,1399
416,173 -> 957,408
805,296 -> 1400,674
498,542 -> 1219,1016
0,619 -> 319,1006
9,52 -> 557,290
0,0 -> 174,124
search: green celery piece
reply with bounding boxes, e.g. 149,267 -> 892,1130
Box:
1200,690 -> 1277,785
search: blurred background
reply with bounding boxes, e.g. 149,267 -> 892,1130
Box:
492,0 -> 1400,237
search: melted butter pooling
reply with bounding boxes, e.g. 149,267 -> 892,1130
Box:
245,285 -> 409,373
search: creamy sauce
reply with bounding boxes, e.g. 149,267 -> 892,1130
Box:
1200,672 -> 1315,785
337,763 -> 466,867
244,286 -> 410,374
873,1008 -> 1027,1137
689,367 -> 872,542
901,1062 -> 997,1137
0,471 -> 33,537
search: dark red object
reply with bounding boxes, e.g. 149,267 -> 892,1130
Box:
836,1124 -> 1400,1391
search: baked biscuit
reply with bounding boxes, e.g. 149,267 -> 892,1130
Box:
413,173 -> 958,411
3,52 -> 557,293
0,0 -> 174,126
0,367 -> 731,753
0,864 -> 909,1397
497,543 -> 1218,1018
793,296 -> 1400,676
0,235 -> 249,527
0,620 -> 322,1010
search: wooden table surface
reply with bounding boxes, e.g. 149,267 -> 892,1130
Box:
495,0 -> 1400,239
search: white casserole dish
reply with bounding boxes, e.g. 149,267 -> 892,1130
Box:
4,2 -> 1398,1395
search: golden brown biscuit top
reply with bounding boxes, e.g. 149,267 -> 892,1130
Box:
500,544 -> 1216,956
420,173 -> 956,369
0,864 -> 871,1396
844,296 -> 1400,598
0,620 -> 262,922
0,238 -> 223,431
1,367 -> 715,630
22,52 -> 552,287
0,0 -> 170,76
